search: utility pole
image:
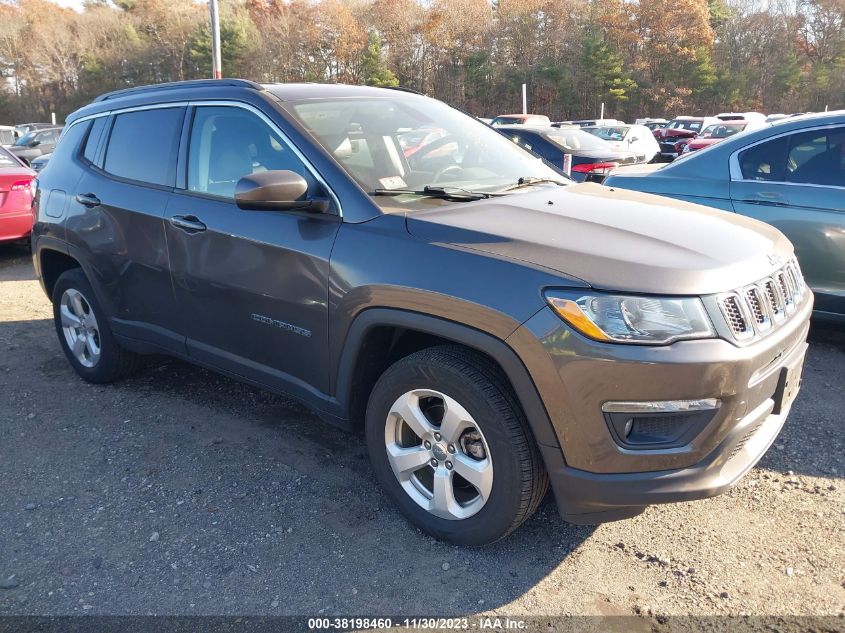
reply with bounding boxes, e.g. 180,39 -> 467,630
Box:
521,83 -> 527,115
209,0 -> 222,79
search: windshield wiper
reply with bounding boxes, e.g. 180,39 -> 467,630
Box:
370,185 -> 502,201
499,177 -> 569,192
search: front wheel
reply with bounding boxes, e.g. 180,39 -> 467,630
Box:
365,346 -> 548,545
52,268 -> 140,383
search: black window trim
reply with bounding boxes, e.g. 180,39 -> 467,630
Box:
66,99 -> 342,214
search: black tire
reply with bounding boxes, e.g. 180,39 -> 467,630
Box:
52,268 -> 140,383
365,345 -> 548,545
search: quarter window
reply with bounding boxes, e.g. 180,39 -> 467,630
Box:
187,106 -> 315,200
103,108 -> 184,187
83,117 -> 107,164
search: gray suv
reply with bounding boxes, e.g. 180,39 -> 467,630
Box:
32,80 -> 812,545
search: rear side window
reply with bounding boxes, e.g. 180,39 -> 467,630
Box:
83,117 -> 107,164
738,136 -> 789,181
785,127 -> 845,186
103,108 -> 184,187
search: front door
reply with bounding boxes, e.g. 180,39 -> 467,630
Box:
730,125 -> 845,315
164,104 -> 341,400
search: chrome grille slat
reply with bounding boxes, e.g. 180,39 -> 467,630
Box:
717,258 -> 806,342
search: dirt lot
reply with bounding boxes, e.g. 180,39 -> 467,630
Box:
0,244 -> 843,621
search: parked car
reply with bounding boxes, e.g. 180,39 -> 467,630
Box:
635,118 -> 669,130
0,145 -> 36,243
653,116 -> 720,161
559,118 -> 625,128
605,111 -> 844,321
9,126 -> 62,165
490,113 -> 551,127
582,124 -> 661,162
15,122 -> 56,137
0,125 -> 17,146
498,125 -> 642,182
681,121 -> 754,154
30,152 -> 52,172
33,80 -> 811,545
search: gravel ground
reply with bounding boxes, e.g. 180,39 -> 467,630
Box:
0,244 -> 843,621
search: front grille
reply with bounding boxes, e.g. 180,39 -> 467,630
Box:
717,258 -> 806,343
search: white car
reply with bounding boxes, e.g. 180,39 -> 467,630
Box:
582,124 -> 661,162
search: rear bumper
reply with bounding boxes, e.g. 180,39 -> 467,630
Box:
0,211 -> 33,242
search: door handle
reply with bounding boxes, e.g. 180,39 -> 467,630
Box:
170,214 -> 207,232
740,192 -> 790,207
75,193 -> 100,208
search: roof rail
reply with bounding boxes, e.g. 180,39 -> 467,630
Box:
94,79 -> 264,103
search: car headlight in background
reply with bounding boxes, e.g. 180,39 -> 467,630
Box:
545,290 -> 715,344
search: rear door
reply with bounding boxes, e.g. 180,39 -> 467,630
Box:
65,106 -> 185,351
730,124 -> 845,315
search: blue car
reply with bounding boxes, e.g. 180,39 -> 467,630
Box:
604,112 -> 845,321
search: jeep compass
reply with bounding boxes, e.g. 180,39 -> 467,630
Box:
32,80 -> 812,545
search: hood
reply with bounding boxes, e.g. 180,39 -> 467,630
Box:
657,128 -> 698,140
405,183 -> 793,295
687,137 -> 722,149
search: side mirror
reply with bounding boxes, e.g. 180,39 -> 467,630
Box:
30,140 -> 41,147
234,170 -> 328,213
628,136 -> 639,143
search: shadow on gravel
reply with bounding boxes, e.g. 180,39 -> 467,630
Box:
0,244 -> 35,282
756,322 -> 844,480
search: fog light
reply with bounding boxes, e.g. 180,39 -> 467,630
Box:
602,399 -> 720,449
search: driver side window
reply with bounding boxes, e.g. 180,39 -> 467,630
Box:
187,106 -> 315,199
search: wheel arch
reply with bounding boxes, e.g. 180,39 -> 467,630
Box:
333,308 -> 560,450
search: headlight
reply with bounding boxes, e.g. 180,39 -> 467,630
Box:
545,290 -> 715,345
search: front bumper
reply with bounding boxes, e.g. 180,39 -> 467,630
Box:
539,337 -> 805,523
507,293 -> 812,523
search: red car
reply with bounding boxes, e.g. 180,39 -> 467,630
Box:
0,146 -> 36,243
681,121 -> 750,155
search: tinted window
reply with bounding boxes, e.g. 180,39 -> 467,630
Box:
83,117 -> 107,164
104,108 -> 184,186
738,136 -> 789,181
187,106 -> 315,199
786,128 -> 845,186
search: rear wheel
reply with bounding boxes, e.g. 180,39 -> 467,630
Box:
52,269 -> 140,383
365,346 -> 548,545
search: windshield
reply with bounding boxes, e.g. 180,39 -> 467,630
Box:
584,126 -> 629,142
668,119 -> 703,132
288,97 -> 564,208
699,123 -> 746,139
14,132 -> 36,147
542,129 -> 612,152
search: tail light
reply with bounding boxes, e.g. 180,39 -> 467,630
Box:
10,179 -> 33,192
571,162 -> 619,175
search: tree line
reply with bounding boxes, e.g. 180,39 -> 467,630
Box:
0,0 -> 842,123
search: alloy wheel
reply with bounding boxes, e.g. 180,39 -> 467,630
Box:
384,389 -> 493,520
